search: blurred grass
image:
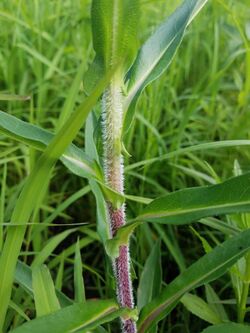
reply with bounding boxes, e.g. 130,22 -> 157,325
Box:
0,0 -> 250,332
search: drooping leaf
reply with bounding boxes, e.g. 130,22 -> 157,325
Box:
0,111 -> 96,180
32,265 -> 61,317
123,0 -> 208,132
9,300 -> 127,333
138,173 -> 250,224
201,323 -> 250,333
137,228 -> 250,332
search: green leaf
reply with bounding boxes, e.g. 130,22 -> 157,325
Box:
0,93 -> 30,101
74,239 -> 86,303
32,265 -> 61,317
137,240 -> 162,311
205,285 -> 229,322
181,293 -> 221,324
15,260 -> 72,307
32,229 -> 76,268
0,66 -> 115,329
84,0 -> 139,93
137,228 -> 250,332
201,323 -> 250,333
0,111 -> 96,180
123,0 -> 208,132
107,174 -> 250,253
9,300 -> 126,333
138,173 -> 250,224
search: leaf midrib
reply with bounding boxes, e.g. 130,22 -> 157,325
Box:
140,200 -> 250,220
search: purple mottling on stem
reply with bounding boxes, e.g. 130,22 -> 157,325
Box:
102,85 -> 137,332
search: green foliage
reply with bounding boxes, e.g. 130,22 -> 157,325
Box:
123,0 -> 208,132
0,0 -> 250,332
201,323 -> 250,333
85,0 -> 139,92
138,173 -> 250,224
32,265 -> 61,317
9,300 -> 125,333
137,228 -> 250,332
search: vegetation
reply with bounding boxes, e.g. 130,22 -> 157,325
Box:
0,0 -> 249,332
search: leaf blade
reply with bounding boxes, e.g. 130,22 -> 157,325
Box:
138,229 -> 250,332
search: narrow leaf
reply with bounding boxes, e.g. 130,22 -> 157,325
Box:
32,265 -> 61,317
0,111 -> 96,179
9,300 -> 126,333
137,240 -> 162,311
138,173 -> 250,225
181,293 -> 221,324
15,260 -> 72,307
123,0 -> 208,131
201,323 -> 250,333
138,229 -> 250,332
74,239 -> 86,303
32,229 -> 76,268
0,66 -> 116,329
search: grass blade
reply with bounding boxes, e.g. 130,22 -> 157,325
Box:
32,265 -> 61,317
138,173 -> 250,224
9,300 -> 126,333
0,67 -> 115,330
201,323 -> 250,333
138,229 -> 250,332
123,0 -> 208,131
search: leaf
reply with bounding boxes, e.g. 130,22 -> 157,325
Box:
123,0 -> 208,132
137,240 -> 162,311
0,93 -> 30,101
9,300 -> 127,333
137,228 -> 250,332
74,239 -> 86,303
0,66 -> 116,329
84,0 -> 139,93
85,112 -> 110,243
32,265 -> 61,317
138,173 -> 250,224
32,229 -> 76,268
181,293 -> 221,324
205,285 -> 229,322
107,174 -> 250,252
15,260 -> 72,307
201,323 -> 250,333
0,111 -> 96,180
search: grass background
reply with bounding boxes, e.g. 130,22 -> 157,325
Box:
0,0 -> 249,331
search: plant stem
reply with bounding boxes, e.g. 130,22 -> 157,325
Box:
237,251 -> 250,323
102,78 -> 136,333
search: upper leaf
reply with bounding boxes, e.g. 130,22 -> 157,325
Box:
85,0 -> 139,92
123,0 -> 208,132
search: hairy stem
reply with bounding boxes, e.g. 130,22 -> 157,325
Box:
102,78 -> 136,333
